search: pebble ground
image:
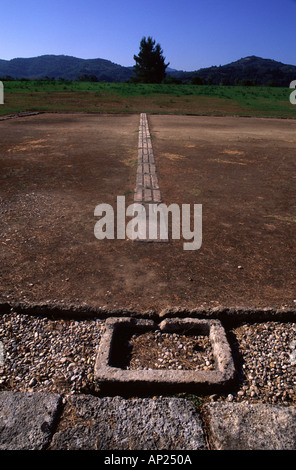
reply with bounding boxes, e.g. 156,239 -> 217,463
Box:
0,311 -> 295,404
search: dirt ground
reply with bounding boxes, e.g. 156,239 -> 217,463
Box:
0,113 -> 295,312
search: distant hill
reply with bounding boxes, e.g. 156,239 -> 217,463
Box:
168,56 -> 296,86
0,54 -> 295,86
0,55 -> 135,82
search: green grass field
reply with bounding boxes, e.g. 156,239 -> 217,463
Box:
1,80 -> 295,118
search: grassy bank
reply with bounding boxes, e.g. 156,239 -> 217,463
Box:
1,81 -> 295,118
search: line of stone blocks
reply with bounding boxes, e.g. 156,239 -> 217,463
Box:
94,317 -> 236,394
135,114 -> 162,205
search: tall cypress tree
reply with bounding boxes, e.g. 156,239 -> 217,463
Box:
133,37 -> 169,83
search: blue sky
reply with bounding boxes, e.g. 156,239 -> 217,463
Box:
0,0 -> 295,71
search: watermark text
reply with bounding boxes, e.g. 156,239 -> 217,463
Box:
289,80 -> 296,104
94,196 -> 202,251
0,81 -> 3,104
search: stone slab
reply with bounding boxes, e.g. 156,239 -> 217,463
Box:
0,391 -> 62,450
50,395 -> 207,450
144,173 -> 151,188
153,189 -> 162,202
204,402 -> 296,450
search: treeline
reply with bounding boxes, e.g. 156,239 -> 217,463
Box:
0,75 -> 291,87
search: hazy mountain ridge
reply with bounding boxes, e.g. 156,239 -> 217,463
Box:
0,54 -> 295,86
169,56 -> 296,86
0,54 -> 134,82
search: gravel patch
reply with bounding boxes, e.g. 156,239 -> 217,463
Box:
0,311 -> 103,395
226,322 -> 296,405
127,331 -> 215,371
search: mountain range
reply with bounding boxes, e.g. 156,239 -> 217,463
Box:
0,54 -> 295,86
0,55 -> 133,82
170,56 -> 296,86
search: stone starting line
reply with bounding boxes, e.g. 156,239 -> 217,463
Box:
133,113 -> 169,242
134,113 -> 162,205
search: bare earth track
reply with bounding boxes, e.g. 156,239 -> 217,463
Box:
0,112 -> 295,312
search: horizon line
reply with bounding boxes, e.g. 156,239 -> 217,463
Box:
1,53 -> 296,73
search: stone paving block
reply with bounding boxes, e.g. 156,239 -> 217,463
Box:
144,188 -> 153,202
204,402 -> 296,450
0,392 -> 62,450
95,317 -> 235,394
50,395 -> 207,450
148,152 -> 155,164
152,189 -> 162,203
136,172 -> 143,187
134,188 -> 143,203
151,171 -> 160,190
137,149 -> 143,162
144,173 -> 151,188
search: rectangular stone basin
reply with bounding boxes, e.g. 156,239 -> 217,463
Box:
94,317 -> 236,394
